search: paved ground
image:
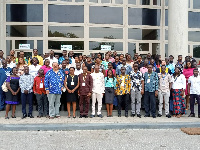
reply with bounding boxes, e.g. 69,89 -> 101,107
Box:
0,129 -> 200,150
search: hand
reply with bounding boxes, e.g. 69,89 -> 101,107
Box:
61,87 -> 64,91
181,90 -> 184,96
71,89 -> 75,93
155,90 -> 158,97
87,93 -> 92,97
11,91 -> 15,95
46,90 -> 49,94
24,90 -> 28,95
67,89 -> 72,93
141,90 -> 144,95
14,92 -> 17,95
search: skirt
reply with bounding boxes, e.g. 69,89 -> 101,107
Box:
105,87 -> 115,104
66,92 -> 78,102
172,89 -> 186,115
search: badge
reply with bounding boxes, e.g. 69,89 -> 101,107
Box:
147,79 -> 150,83
40,83 -> 43,88
82,83 -> 85,86
121,82 -> 124,86
161,81 -> 165,86
136,79 -> 139,84
71,82 -> 74,85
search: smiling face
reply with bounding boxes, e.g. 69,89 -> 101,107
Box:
187,61 -> 191,68
69,67 -> 75,75
6,56 -> 11,63
45,60 -> 50,67
107,69 -> 112,77
10,50 -> 15,56
33,49 -> 38,56
12,67 -> 18,75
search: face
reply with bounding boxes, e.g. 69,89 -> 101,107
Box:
97,54 -> 101,59
69,51 -> 73,57
76,63 -> 81,70
178,56 -> 182,61
65,57 -> 69,64
79,55 -> 83,61
122,58 -> 126,65
12,68 -> 18,75
127,55 -> 131,60
75,57 -> 79,63
113,52 -> 117,56
108,70 -> 112,77
194,70 -> 199,76
148,65 -> 153,72
83,55 -> 86,61
115,56 -> 119,62
108,63 -> 112,69
175,68 -> 180,74
83,67 -> 87,74
87,57 -> 91,62
45,60 -> 50,66
161,61 -> 166,66
50,51 -> 54,57
165,58 -> 169,64
24,67 -> 29,74
19,52 -> 24,58
144,59 -> 149,65
63,51 -> 67,57
52,62 -> 59,70
105,54 -> 109,60
187,62 -> 191,68
19,58 -> 24,64
6,56 -> 11,63
96,58 -> 100,64
62,61 -> 67,68
95,65 -> 99,72
38,69 -> 44,76
45,53 -> 49,58
161,66 -> 166,72
10,50 -> 15,56
55,55 -> 59,59
193,62 -> 197,68
70,68 -> 75,75
147,53 -> 151,59
120,55 -> 124,61
0,51 -> 4,57
121,67 -> 126,74
2,60 -> 7,68
169,56 -> 173,62
134,64 -> 138,70
137,56 -> 142,62
33,50 -> 38,56
32,58 -> 38,65
150,59 -> 155,65
134,53 -> 138,59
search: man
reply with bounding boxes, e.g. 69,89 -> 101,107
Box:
157,65 -> 172,118
16,51 -> 28,64
90,65 -> 105,118
33,69 -> 48,118
6,55 -> 16,68
113,51 -> 117,58
44,62 -> 65,119
134,53 -> 139,61
188,68 -> 200,118
136,55 -> 143,70
10,50 -> 16,63
45,50 -> 58,67
19,66 -> 34,118
0,50 -> 4,68
58,50 -> 67,65
116,67 -> 131,117
59,60 -> 69,76
130,63 -> 144,118
169,55 -> 175,69
175,55 -> 184,73
165,57 -> 175,74
75,62 -> 83,76
69,51 -> 75,66
147,53 -> 152,62
79,66 -> 93,118
28,49 -> 43,66
116,57 -> 132,75
144,64 -> 159,118
156,60 -> 172,75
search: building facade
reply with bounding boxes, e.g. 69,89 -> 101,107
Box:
0,0 -> 200,59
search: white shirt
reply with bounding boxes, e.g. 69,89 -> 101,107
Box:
188,75 -> 200,95
74,69 -> 83,76
172,74 -> 186,90
29,65 -> 41,78
91,72 -> 105,94
45,57 -> 58,67
7,62 -> 16,68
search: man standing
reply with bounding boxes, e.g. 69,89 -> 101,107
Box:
90,65 -> 105,118
58,50 -> 67,65
175,55 -> 184,73
44,62 -> 65,119
9,50 -> 16,63
79,66 -> 93,118
19,66 -> 34,118
75,63 -> 83,76
166,57 -> 175,74
130,64 -> 144,118
116,67 -> 131,117
6,56 -> 16,68
28,49 -> 43,66
188,68 -> 200,118
116,58 -> 132,75
157,65 -> 172,118
45,50 -> 58,67
144,64 -> 159,118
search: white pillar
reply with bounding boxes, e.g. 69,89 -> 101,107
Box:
168,0 -> 188,60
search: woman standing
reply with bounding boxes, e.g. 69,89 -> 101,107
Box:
126,54 -> 134,69
105,69 -> 116,117
172,67 -> 186,118
29,57 -> 41,78
101,54 -> 110,70
105,62 -> 116,77
40,59 -> 52,75
91,57 -> 104,73
183,61 -> 194,110
112,55 -> 121,70
64,67 -> 79,118
17,57 -> 27,76
5,67 -> 20,119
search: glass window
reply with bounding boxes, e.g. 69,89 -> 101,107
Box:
48,26 -> 84,38
15,40 -> 34,49
128,8 -> 161,26
75,0 -> 84,2
37,40 -> 43,55
128,0 -> 136,4
89,41 -> 123,51
193,0 -> 200,9
48,41 -> 84,50
6,40 -> 12,56
128,43 -> 136,57
90,0 -> 98,2
165,0 -> 168,6
115,0 -> 123,4
165,9 -> 168,26
189,31 -> 200,42
140,0 -> 150,5
139,43 -> 149,51
128,29 -> 160,40
188,45 -> 190,53
6,4 -> 43,22
101,0 -> 110,3
48,5 -> 84,23
153,0 -> 161,6
152,43 -> 160,55
165,29 -> 168,40
193,45 -> 200,58
189,11 -> 200,28
60,0 -> 72,1
90,6 -> 123,25
6,25 -> 43,37
165,44 -> 168,57
89,27 -> 123,39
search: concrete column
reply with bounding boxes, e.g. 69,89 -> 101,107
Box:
168,0 -> 188,60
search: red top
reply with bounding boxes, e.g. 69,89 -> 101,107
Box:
33,76 -> 46,94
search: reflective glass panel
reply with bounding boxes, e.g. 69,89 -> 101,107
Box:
165,0 -> 168,6
115,0 -> 123,4
6,25 -> 43,37
165,29 -> 168,40
128,43 -> 136,57
128,8 -> 161,26
6,4 -> 43,22
90,0 -> 98,2
128,0 -> 136,4
101,0 -> 110,3
75,0 -> 84,2
139,43 -> 149,51
165,9 -> 168,26
48,26 -> 84,38
6,40 -> 12,56
89,27 -> 123,39
90,6 -> 123,24
140,0 -> 150,5
89,42 -> 123,51
153,0 -> 161,6
37,40 -> 43,55
189,11 -> 200,28
15,40 -> 34,49
193,45 -> 200,58
189,31 -> 200,42
128,29 -> 160,40
193,0 -> 200,9
48,5 -> 84,23
165,44 -> 168,57
48,41 -> 84,50
60,0 -> 72,1
152,43 -> 160,55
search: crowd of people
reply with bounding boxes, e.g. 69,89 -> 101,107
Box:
0,49 -> 200,119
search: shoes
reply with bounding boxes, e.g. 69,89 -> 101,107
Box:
49,117 -> 54,119
152,115 -> 156,118
11,115 -> 16,118
118,114 -> 121,117
166,114 -> 171,118
56,116 -> 61,118
85,115 -> 88,118
73,116 -> 76,118
131,114 -> 135,117
22,114 -> 27,119
125,113 -> 128,118
5,116 -> 9,119
198,115 -> 200,118
144,114 -> 150,117
90,115 -> 95,118
188,113 -> 195,117
28,114 -> 34,118
79,115 -> 83,118
157,114 -> 162,117
137,114 -> 141,118
109,115 -> 113,117
97,114 -> 103,118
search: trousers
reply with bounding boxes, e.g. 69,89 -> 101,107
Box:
158,91 -> 170,115
92,92 -> 103,115
35,93 -> 49,116
0,89 -> 5,110
47,94 -> 61,117
190,94 -> 200,115
131,89 -> 142,115
117,94 -> 129,115
21,92 -> 33,115
79,95 -> 90,116
144,91 -> 156,116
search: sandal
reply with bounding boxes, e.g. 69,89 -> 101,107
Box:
11,115 -> 16,118
73,116 -> 76,118
5,116 -> 9,119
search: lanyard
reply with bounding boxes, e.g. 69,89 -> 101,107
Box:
40,77 -> 44,83
174,75 -> 178,82
70,75 -> 74,82
161,73 -> 166,79
148,73 -> 152,79
83,73 -> 87,81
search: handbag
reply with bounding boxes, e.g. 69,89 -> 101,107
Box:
1,82 -> 8,92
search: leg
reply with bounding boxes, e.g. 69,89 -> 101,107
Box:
109,104 -> 113,116
21,93 -> 27,115
67,102 -> 71,117
12,105 -> 16,117
28,93 -> 33,115
124,94 -> 129,115
164,92 -> 170,115
0,89 -> 5,110
79,95 -> 84,116
5,104 -> 10,117
150,92 -> 156,117
186,95 -> 190,110
190,94 -> 195,114
72,102 -> 76,117
144,91 -> 150,116
55,94 -> 61,117
136,89 -> 142,115
43,94 -> 48,116
85,96 -> 90,116
91,93 -> 97,115
130,89 -> 136,115
47,94 -> 56,117
35,94 -> 43,116
158,91 -> 163,115
106,104 -> 110,116
117,95 -> 122,115
197,95 -> 200,116
97,93 -> 103,115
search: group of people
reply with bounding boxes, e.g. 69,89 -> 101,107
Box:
0,49 -> 200,119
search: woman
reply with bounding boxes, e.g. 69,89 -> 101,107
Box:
119,54 -> 124,63
126,54 -> 134,69
82,56 -> 95,74
155,55 -> 161,68
64,67 -> 79,118
105,69 -> 116,117
40,59 -> 52,75
97,53 -> 103,61
17,57 -> 26,76
172,67 -> 186,118
29,57 -> 41,78
183,61 -> 194,110
91,57 -> 104,73
102,54 -> 110,70
105,62 -> 116,77
5,67 -> 20,119
112,55 -> 121,70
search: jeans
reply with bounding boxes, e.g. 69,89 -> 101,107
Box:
21,92 -> 33,115
144,91 -> 156,116
190,94 -> 200,115
158,91 -> 170,115
131,89 -> 142,115
0,89 -> 5,110
35,93 -> 49,116
47,94 -> 61,117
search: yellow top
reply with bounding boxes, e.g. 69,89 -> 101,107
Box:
28,55 -> 43,66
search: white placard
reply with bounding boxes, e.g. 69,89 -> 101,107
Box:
19,44 -> 30,49
61,45 -> 72,50
101,45 -> 111,51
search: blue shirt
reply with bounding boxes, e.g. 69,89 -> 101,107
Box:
59,68 -> 69,76
116,64 -> 132,75
166,63 -> 175,74
0,68 -> 8,88
44,69 -> 65,94
58,56 -> 72,65
144,71 -> 158,92
105,77 -> 116,89
112,62 -> 121,70
2,67 -> 12,76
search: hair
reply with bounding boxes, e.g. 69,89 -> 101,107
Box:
44,59 -> 50,65
30,57 -> 39,65
106,69 -> 115,83
169,55 -> 174,58
173,66 -> 181,78
33,49 -> 38,52
17,57 -> 25,68
69,67 -> 75,70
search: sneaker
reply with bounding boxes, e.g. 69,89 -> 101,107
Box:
152,115 -> 156,118
157,114 -> 162,117
137,114 -> 141,118
90,115 -> 95,118
22,114 -> 27,119
144,114 -> 150,117
166,114 -> 171,118
118,114 -> 121,117
28,114 -> 34,118
131,114 -> 135,117
85,115 -> 88,118
188,113 -> 195,117
97,114 -> 103,118
125,113 -> 128,118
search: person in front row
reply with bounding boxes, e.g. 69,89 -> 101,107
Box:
44,62 -> 65,119
188,68 -> 200,118
116,67 -> 131,117
33,69 -> 49,118
144,64 -> 159,118
90,65 -> 105,118
157,65 -> 172,118
79,66 -> 93,118
64,67 -> 79,118
19,66 -> 34,119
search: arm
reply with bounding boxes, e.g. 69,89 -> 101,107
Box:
6,77 -> 15,95
33,78 -> 36,94
128,76 -> 131,94
72,76 -> 79,92
141,80 -> 144,95
187,83 -> 191,96
64,76 -> 71,93
155,73 -> 159,96
19,76 -> 25,92
27,76 -> 34,91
